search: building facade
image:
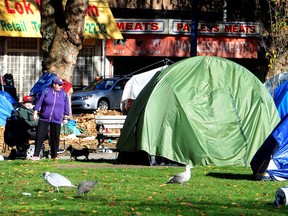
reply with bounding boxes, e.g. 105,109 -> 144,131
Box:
106,19 -> 263,77
0,0 -> 121,100
106,0 -> 269,82
0,0 -> 269,100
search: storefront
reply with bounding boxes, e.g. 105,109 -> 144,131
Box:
0,0 -> 122,99
106,19 -> 264,80
0,1 -> 265,99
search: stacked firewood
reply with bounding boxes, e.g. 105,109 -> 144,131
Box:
0,110 -> 123,154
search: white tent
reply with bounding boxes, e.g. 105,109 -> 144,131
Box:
121,65 -> 167,112
122,66 -> 168,101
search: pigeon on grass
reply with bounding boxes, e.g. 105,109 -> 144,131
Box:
43,172 -> 77,192
77,181 -> 98,196
165,165 -> 192,185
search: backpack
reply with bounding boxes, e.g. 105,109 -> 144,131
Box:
4,108 -> 21,147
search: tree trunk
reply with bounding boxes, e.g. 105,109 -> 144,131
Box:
40,0 -> 89,82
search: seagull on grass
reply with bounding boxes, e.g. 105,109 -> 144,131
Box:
43,172 -> 77,192
165,165 -> 192,185
77,181 -> 98,195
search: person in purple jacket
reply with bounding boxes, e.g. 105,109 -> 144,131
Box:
31,75 -> 70,161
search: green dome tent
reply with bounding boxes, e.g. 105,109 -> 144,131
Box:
116,56 -> 280,166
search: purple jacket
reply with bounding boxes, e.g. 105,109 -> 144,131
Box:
33,86 -> 70,124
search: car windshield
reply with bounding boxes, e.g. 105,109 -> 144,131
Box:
85,79 -> 116,90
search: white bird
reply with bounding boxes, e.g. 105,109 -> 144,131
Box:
77,181 -> 98,196
165,165 -> 192,185
43,172 -> 77,192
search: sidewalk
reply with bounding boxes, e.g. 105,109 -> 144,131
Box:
58,150 -> 118,160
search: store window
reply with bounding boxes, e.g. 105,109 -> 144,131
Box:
3,38 -> 97,97
4,37 -> 41,100
73,46 -> 95,89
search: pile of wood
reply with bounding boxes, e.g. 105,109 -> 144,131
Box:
0,110 -> 123,155
76,109 -> 123,135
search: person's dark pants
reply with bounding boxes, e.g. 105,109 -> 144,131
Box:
34,120 -> 61,158
97,133 -> 105,148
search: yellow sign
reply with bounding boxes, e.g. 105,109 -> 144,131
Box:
0,0 -> 122,39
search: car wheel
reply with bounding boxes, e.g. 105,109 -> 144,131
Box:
98,99 -> 109,110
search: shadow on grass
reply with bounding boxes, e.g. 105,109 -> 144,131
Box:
75,158 -> 118,164
206,172 -> 255,180
72,158 -> 182,167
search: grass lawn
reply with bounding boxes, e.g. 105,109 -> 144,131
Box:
0,159 -> 287,216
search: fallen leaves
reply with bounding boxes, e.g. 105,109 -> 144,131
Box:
0,110 -> 123,155
147,196 -> 153,200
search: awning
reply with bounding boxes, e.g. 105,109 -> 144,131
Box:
0,0 -> 122,39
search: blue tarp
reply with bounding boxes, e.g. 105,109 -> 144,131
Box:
251,73 -> 288,180
273,79 -> 288,119
251,113 -> 288,180
65,120 -> 81,135
30,72 -> 56,97
0,91 -> 16,126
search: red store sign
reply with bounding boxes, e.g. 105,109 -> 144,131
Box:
115,19 -> 261,37
170,20 -> 261,37
116,19 -> 168,34
106,35 -> 258,59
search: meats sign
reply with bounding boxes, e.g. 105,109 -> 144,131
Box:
115,19 -> 261,37
116,19 -> 168,34
109,19 -> 261,58
170,20 -> 260,37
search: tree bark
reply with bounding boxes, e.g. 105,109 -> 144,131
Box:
40,0 -> 88,82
